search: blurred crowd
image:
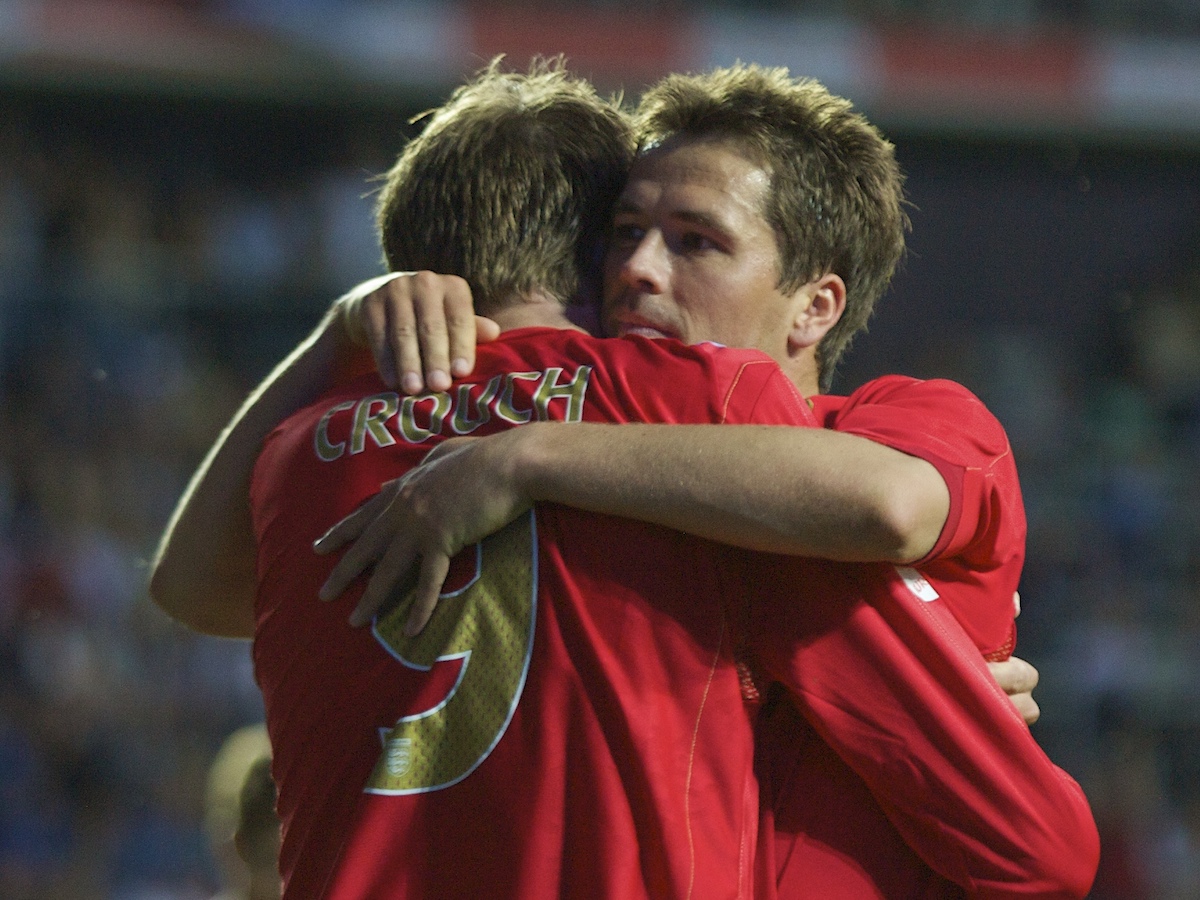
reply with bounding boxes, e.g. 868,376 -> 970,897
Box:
0,99 -> 386,898
930,287 -> 1200,899
2,69 -> 1199,900
208,0 -> 1200,37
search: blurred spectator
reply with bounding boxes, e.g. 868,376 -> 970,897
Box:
204,725 -> 280,900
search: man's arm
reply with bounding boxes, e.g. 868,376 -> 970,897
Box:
148,272 -> 504,636
350,271 -> 500,393
316,421 -> 949,633
499,421 -> 949,562
148,274 -> 415,636
149,309 -> 341,637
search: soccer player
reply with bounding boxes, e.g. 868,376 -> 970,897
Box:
159,59 -> 799,898
315,67 -> 1100,896
151,61 -> 1097,897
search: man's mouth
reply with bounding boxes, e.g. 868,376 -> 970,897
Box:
612,314 -> 676,340
619,324 -> 673,340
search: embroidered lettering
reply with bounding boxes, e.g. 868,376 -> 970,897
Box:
315,366 -> 593,460
314,400 -> 356,462
350,393 -> 399,455
532,366 -> 591,422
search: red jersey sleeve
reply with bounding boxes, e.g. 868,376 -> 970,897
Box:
814,375 -> 1023,563
813,375 -> 1025,658
755,376 -> 1097,896
748,556 -> 1100,898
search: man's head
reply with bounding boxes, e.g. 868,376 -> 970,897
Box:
206,724 -> 280,897
376,57 -> 634,319
604,64 -> 907,391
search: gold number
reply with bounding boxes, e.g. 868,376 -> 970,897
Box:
365,513 -> 537,793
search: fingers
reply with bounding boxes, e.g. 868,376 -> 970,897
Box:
314,487 -> 393,556
345,548 -> 451,634
986,655 -> 1041,726
365,298 -> 398,389
402,272 -> 451,392
317,505 -> 396,603
1001,681 -> 1041,726
1013,693 -> 1041,726
348,536 -> 419,628
421,275 -> 482,390
384,279 -> 424,395
475,316 -> 501,344
435,282 -> 478,382
460,315 -> 501,377
397,273 -> 478,394
344,272 -> 487,394
334,273 -> 406,388
405,554 -> 452,636
996,654 -> 1039,694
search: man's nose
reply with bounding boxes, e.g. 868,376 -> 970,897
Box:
617,231 -> 668,294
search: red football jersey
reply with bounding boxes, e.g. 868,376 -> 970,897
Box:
753,377 -> 1098,898
250,329 -> 813,899
252,336 -> 1097,899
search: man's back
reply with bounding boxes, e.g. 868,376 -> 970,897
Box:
249,328 -> 812,898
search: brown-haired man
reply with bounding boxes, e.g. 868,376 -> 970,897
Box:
153,61 -> 1098,898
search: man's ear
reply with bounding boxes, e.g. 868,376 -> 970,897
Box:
788,273 -> 846,353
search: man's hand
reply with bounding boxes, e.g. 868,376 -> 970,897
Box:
987,654 -> 1040,725
314,431 -> 532,635
336,271 -> 499,394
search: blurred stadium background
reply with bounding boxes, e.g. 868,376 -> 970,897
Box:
2,1 -> 1199,897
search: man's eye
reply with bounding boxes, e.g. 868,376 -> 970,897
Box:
680,232 -> 716,252
610,223 -> 644,245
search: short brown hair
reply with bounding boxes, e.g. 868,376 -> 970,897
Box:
377,57 -> 634,317
634,64 -> 908,390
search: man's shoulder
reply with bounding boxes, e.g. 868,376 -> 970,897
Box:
481,330 -> 807,426
482,330 -> 789,390
842,373 -> 981,403
814,375 -> 989,422
484,329 -> 774,368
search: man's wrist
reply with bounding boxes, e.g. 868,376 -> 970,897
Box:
331,289 -> 368,349
502,422 -> 561,506
334,272 -> 410,346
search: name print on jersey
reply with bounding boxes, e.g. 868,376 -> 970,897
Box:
313,366 -> 593,462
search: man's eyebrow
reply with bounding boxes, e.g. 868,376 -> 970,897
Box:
610,199 -> 730,234
672,208 -> 729,233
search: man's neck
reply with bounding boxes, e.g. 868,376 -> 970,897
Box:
775,352 -> 821,398
490,293 -> 587,334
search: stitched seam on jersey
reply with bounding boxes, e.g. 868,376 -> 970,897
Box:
720,364 -> 748,422
910,595 -> 985,892
685,615 -> 724,900
720,359 -> 809,423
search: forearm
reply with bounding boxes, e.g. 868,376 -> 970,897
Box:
512,422 -> 949,563
149,307 -> 348,637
